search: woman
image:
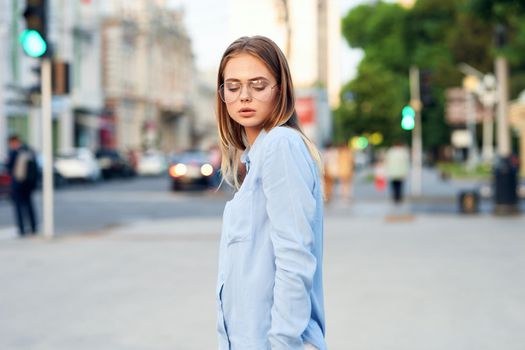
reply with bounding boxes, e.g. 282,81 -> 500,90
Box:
215,36 -> 327,350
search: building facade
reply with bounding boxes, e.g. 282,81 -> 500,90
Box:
229,0 -> 341,107
101,0 -> 196,153
228,0 -> 340,144
1,0 -> 200,159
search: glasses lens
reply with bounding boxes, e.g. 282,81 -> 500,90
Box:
249,81 -> 272,102
219,81 -> 275,103
219,82 -> 240,103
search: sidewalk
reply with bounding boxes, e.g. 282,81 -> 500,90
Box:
1,212 -> 525,350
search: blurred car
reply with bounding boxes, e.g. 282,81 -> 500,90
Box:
168,151 -> 215,191
0,162 -> 11,199
95,149 -> 135,179
35,154 -> 66,189
137,150 -> 167,176
55,148 -> 101,182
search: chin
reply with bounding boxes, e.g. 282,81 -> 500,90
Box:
234,117 -> 262,128
243,122 -> 265,130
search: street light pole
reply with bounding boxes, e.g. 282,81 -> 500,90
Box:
463,75 -> 480,171
495,57 -> 511,157
480,74 -> 497,163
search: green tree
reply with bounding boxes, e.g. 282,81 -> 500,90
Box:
338,0 -> 525,154
338,2 -> 410,146
469,0 -> 525,97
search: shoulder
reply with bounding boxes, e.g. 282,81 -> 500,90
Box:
261,127 -> 314,171
264,126 -> 304,149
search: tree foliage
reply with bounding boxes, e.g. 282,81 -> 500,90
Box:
337,0 -> 525,151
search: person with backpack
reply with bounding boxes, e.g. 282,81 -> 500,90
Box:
6,134 -> 38,236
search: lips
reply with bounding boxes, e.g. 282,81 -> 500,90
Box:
238,108 -> 256,117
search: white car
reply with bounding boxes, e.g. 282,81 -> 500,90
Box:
55,148 -> 101,182
137,150 -> 167,176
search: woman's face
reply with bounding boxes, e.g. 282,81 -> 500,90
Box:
222,53 -> 278,145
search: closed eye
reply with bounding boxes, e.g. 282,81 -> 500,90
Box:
250,81 -> 269,91
225,83 -> 241,92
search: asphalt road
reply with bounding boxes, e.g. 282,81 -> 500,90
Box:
1,168 -> 523,238
0,176 -> 231,236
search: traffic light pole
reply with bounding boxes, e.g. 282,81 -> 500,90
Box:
409,66 -> 422,197
0,25 -> 6,161
41,58 -> 54,238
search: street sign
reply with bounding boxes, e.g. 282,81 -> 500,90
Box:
445,88 -> 491,125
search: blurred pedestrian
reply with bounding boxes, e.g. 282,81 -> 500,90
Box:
215,36 -> 326,350
385,141 -> 410,203
6,135 -> 38,236
374,158 -> 386,192
323,143 -> 338,202
126,148 -> 138,174
337,143 -> 354,200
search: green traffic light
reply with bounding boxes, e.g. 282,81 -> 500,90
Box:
20,29 -> 47,57
401,105 -> 415,130
401,116 -> 415,130
402,105 -> 415,118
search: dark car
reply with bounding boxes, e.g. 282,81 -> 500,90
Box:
95,149 -> 135,179
0,162 -> 11,199
168,151 -> 215,191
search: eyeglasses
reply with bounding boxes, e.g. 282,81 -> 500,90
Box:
219,79 -> 278,103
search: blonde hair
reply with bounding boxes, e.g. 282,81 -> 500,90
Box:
216,35 -> 323,190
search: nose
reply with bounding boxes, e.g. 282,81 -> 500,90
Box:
239,84 -> 252,102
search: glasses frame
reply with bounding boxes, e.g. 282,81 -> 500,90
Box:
218,80 -> 279,104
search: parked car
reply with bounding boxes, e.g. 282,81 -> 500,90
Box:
0,162 -> 11,199
137,150 -> 167,176
55,148 -> 101,182
35,154 -> 66,189
168,151 -> 215,191
95,149 -> 136,179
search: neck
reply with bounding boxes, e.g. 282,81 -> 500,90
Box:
245,127 -> 262,146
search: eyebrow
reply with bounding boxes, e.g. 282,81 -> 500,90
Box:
224,76 -> 270,83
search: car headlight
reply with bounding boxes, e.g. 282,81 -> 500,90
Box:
200,163 -> 213,176
169,163 -> 187,177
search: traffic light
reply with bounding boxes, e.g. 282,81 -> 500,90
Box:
420,69 -> 434,107
21,0 -> 48,57
401,105 -> 415,130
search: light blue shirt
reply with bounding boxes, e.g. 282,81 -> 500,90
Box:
216,127 -> 326,350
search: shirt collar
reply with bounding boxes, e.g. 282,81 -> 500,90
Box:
240,129 -> 268,168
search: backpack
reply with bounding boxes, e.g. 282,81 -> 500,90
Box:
14,149 -> 38,190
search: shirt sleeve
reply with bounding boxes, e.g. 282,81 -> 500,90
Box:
261,134 -> 318,350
